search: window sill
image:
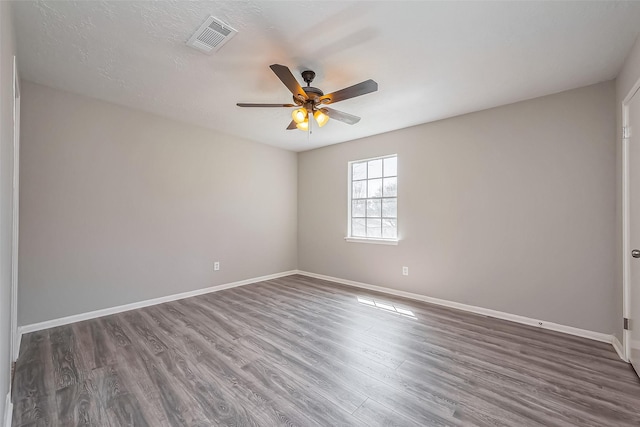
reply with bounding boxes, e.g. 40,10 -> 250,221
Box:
344,237 -> 398,246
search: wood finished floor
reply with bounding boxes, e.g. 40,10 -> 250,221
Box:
12,274 -> 640,426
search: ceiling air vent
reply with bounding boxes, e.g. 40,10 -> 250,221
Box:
187,16 -> 237,54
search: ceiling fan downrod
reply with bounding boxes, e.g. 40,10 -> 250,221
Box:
301,70 -> 315,86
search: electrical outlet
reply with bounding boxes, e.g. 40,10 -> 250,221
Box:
402,266 -> 408,276
214,262 -> 220,271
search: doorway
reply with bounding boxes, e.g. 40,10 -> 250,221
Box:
623,77 -> 640,375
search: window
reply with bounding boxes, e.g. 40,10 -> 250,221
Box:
347,155 -> 397,243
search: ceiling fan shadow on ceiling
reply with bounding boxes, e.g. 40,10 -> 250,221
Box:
237,64 -> 378,132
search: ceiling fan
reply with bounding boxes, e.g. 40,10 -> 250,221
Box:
237,64 -> 378,131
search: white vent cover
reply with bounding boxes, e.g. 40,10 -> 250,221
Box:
187,16 -> 237,54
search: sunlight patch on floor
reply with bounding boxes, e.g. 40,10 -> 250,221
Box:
357,296 -> 416,318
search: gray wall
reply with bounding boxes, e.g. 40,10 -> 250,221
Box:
298,81 -> 617,335
0,0 -> 15,417
18,82 -> 298,326
615,35 -> 640,343
16,74 -> 621,338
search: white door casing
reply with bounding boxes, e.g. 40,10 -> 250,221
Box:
623,71 -> 640,373
10,55 -> 19,362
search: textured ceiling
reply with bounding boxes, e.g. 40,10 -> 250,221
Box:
12,1 -> 640,152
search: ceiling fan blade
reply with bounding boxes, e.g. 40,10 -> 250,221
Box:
324,107 -> 361,125
270,64 -> 308,101
236,103 -> 296,107
286,120 -> 297,130
319,79 -> 378,104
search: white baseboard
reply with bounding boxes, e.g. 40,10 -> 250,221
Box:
3,393 -> 12,427
296,270 -> 624,358
18,270 -> 297,338
15,269 -> 627,363
612,336 -> 627,362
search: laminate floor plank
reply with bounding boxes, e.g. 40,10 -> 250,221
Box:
120,311 -> 170,355
12,330 -> 55,402
55,380 -> 108,427
12,274 -> 640,426
100,316 -> 133,348
351,398 -> 422,427
11,394 -> 56,427
72,320 -> 118,372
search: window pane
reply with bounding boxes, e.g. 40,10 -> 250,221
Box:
368,159 -> 382,178
383,177 -> 397,197
352,180 -> 367,199
352,162 -> 367,180
382,219 -> 397,238
352,218 -> 366,237
384,157 -> 397,177
352,200 -> 366,217
349,155 -> 397,240
366,219 -> 382,238
368,178 -> 382,197
382,198 -> 397,218
366,199 -> 381,218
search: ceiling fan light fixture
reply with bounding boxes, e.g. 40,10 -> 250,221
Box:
314,109 -> 329,127
236,64 -> 377,133
296,119 -> 309,131
292,108 -> 307,124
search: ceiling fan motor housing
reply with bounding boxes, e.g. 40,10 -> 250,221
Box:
295,86 -> 324,105
293,70 -> 324,107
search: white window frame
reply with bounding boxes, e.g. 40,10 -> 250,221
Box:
345,154 -> 398,245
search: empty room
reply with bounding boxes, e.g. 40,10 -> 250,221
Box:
2,0 -> 640,426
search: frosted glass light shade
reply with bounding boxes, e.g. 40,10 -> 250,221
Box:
292,108 -> 307,124
314,109 -> 329,127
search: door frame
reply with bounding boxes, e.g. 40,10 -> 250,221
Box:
622,75 -> 640,363
10,55 -> 20,362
